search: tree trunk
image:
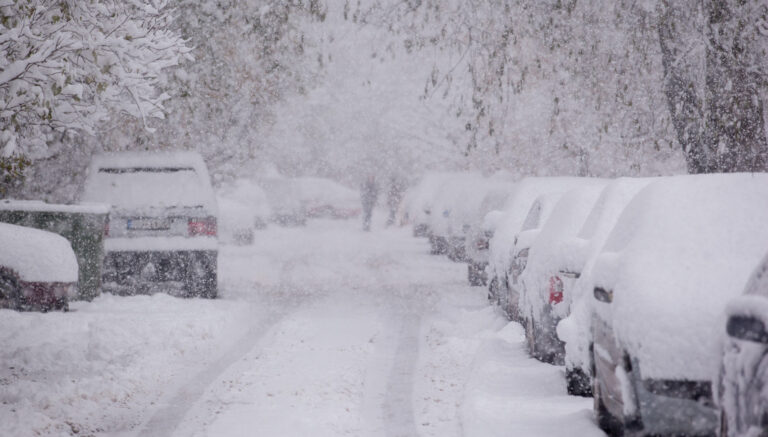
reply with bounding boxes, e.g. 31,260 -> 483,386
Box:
658,2 -> 708,173
705,0 -> 768,172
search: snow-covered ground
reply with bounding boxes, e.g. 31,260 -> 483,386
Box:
0,215 -> 602,437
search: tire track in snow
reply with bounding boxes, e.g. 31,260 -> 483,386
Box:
383,311 -> 422,437
135,307 -> 287,437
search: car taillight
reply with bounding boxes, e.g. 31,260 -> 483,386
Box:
188,216 -> 217,237
104,218 -> 110,237
549,276 -> 564,304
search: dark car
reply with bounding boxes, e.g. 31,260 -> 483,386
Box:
80,151 -> 218,298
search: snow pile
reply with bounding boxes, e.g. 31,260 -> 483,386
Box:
0,222 -> 78,283
81,151 -> 217,212
556,178 -> 655,371
487,177 -> 605,280
591,173 -> 768,380
0,294 -> 256,436
518,183 -> 608,321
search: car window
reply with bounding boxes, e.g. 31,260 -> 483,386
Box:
82,167 -> 208,210
521,200 -> 542,231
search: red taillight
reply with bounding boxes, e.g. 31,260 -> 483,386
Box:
188,216 -> 217,237
549,276 -> 564,304
104,218 -> 110,237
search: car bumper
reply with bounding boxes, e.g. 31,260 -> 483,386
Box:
633,376 -> 717,435
102,250 -> 217,294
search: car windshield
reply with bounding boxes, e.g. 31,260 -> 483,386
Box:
82,167 -> 207,210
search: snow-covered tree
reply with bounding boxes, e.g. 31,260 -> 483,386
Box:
348,0 -> 685,177
0,0 -> 191,191
100,0 -> 328,181
659,0 -> 768,173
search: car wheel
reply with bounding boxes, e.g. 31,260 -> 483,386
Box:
488,276 -> 500,304
719,408 -> 728,437
525,317 -> 538,358
468,264 -> 482,287
184,253 -> 218,299
0,269 -> 21,310
566,366 -> 593,397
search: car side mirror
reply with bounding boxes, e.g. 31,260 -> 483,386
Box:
593,287 -> 613,303
727,315 -> 768,344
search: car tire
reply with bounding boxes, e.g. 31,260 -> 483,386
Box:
593,357 -> 626,437
468,264 -> 482,287
184,253 -> 218,299
0,269 -> 21,311
566,366 -> 593,397
488,276 -> 501,304
719,408 -> 728,437
594,382 -> 623,436
525,317 -> 538,358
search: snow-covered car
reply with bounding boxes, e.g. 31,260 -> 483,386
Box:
486,177 -> 602,308
0,222 -> 78,311
501,192 -> 565,322
294,177 -> 361,220
426,172 -> 486,258
260,177 -> 307,226
217,178 -> 272,245
589,173 -> 768,437
518,183 -> 608,365
80,151 -> 218,298
718,250 -> 768,437
404,172 -> 462,238
465,184 -> 515,286
555,178 -> 653,397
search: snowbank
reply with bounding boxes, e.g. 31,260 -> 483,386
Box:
591,173 -> 768,380
0,222 -> 78,283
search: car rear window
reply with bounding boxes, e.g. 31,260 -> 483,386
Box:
82,167 -> 209,210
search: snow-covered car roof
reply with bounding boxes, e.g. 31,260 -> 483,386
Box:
488,177 -> 605,277
519,183 -> 609,320
592,173 -> 768,380
80,151 -> 217,212
0,222 -> 78,283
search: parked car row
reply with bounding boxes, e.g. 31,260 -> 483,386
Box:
217,175 -> 362,244
406,171 -> 768,437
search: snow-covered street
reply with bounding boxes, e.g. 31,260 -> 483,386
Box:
1,217 -> 603,437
